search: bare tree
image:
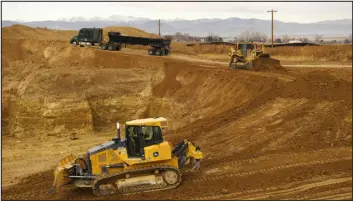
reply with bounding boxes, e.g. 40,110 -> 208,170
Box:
299,37 -> 310,43
281,34 -> 290,43
274,38 -> 282,43
329,40 -> 338,44
314,34 -> 323,43
205,34 -> 223,42
345,34 -> 353,44
237,30 -> 267,42
343,34 -> 352,44
237,30 -> 251,42
250,32 -> 268,42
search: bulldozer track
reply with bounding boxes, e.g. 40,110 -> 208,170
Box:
202,147 -> 352,172
191,175 -> 352,200
185,156 -> 351,184
92,164 -> 181,196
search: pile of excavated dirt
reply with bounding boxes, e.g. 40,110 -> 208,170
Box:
1,25 -> 77,41
103,26 -> 161,39
2,25 -> 352,200
252,57 -> 285,71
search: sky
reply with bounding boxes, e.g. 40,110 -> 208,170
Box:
1,2 -> 352,23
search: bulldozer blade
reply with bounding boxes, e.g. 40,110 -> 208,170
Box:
229,61 -> 252,70
46,186 -> 57,195
48,154 -> 77,194
259,53 -> 270,58
251,57 -> 284,71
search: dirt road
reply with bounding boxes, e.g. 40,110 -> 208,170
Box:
1,26 -> 352,200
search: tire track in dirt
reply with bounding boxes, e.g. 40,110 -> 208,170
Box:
182,146 -> 351,174
202,147 -> 351,171
293,187 -> 352,200
238,177 -> 352,200
191,176 -> 352,200
314,192 -> 352,200
184,156 -> 351,184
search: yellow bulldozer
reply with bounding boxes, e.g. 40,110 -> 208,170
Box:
47,117 -> 203,196
228,42 -> 281,71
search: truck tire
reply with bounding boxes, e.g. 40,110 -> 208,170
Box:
148,48 -> 155,55
165,49 -> 169,55
107,43 -> 115,51
115,44 -> 121,51
155,48 -> 162,56
101,44 -> 107,50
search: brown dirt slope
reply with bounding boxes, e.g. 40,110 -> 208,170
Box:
2,25 -> 77,41
1,26 -> 352,200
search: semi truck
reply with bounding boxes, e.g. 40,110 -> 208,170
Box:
69,28 -> 103,46
69,28 -> 171,56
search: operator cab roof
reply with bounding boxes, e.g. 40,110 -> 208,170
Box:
125,117 -> 167,126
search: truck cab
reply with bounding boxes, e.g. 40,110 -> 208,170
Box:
69,28 -> 103,46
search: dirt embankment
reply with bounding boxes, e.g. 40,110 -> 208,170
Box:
1,25 -> 352,200
1,24 -> 77,41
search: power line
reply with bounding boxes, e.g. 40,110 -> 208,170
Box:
267,9 -> 277,48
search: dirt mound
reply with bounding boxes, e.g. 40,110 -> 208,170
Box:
252,57 -> 285,71
2,24 -> 77,41
103,26 -> 160,39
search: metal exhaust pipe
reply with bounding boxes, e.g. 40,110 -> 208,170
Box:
116,122 -> 121,141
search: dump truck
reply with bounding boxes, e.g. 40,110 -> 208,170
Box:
69,28 -> 171,56
47,117 -> 203,196
228,42 -> 282,70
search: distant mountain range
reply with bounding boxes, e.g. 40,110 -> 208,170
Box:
2,15 -> 352,37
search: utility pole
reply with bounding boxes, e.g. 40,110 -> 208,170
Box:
158,19 -> 161,36
267,9 -> 277,47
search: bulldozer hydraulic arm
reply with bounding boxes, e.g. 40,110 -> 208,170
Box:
172,139 -> 203,169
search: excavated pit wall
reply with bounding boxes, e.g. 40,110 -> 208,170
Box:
2,39 -> 280,138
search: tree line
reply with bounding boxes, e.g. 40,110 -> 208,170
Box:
165,31 -> 352,44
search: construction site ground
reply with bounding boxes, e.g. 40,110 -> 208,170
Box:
1,26 -> 352,200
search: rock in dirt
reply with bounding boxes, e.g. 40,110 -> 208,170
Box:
221,189 -> 229,194
69,133 -> 78,140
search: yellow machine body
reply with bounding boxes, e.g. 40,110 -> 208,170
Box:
48,117 -> 203,196
228,42 -> 269,70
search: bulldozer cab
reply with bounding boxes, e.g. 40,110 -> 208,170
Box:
237,43 -> 252,57
125,118 -> 166,158
232,42 -> 265,59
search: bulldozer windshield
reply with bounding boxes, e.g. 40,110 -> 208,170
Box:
237,44 -> 251,56
125,125 -> 164,158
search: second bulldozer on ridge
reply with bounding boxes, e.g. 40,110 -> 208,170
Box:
228,42 -> 282,71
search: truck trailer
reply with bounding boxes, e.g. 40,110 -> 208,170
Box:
69,28 -> 171,56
